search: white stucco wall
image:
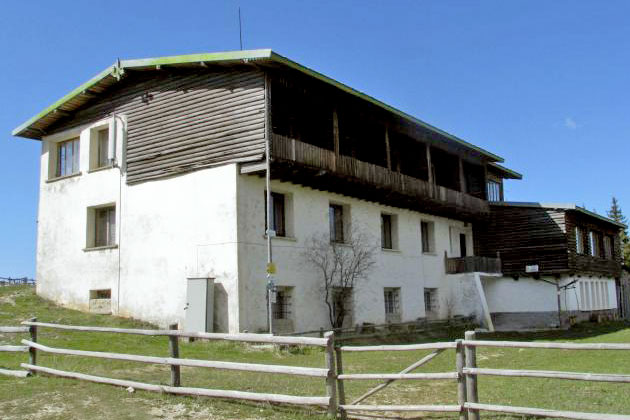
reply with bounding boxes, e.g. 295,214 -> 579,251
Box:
37,119 -> 241,331
482,275 -> 618,315
236,175 -> 477,333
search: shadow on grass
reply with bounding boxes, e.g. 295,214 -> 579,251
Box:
481,321 -> 630,342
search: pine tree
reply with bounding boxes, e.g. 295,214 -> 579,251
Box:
607,197 -> 630,266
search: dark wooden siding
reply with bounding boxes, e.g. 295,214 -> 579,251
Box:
47,68 -> 266,184
474,206 -> 569,276
565,211 -> 622,277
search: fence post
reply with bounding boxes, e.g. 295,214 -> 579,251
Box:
324,331 -> 338,418
456,339 -> 468,420
27,317 -> 37,374
464,331 -> 479,420
335,346 -> 347,420
168,323 -> 181,387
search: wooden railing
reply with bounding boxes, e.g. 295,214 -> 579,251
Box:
8,321 -> 630,419
445,255 -> 502,274
0,322 -> 32,378
271,135 -> 490,217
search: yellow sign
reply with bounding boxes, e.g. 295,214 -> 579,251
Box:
266,262 -> 277,275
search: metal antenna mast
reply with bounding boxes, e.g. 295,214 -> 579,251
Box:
238,7 -> 243,50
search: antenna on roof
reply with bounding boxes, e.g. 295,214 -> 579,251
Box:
238,7 -> 243,50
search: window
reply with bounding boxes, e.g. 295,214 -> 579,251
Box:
604,235 -> 614,260
97,128 -> 110,168
95,207 -> 116,247
381,214 -> 395,249
56,137 -> 80,177
420,221 -> 435,253
329,204 -> 344,243
272,287 -> 292,320
264,192 -> 286,237
384,287 -> 401,322
486,180 -> 501,201
459,233 -> 467,257
424,288 -> 438,314
575,227 -> 585,254
589,231 -> 602,257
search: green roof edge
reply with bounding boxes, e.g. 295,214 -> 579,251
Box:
12,48 -> 504,163
489,162 -> 522,180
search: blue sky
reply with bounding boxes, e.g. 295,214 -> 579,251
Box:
2,1 -> 629,277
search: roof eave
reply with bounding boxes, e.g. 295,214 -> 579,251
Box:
12,48 -> 505,163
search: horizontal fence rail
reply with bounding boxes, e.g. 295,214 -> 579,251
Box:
0,323 -> 32,378
464,403 -> 630,420
340,342 -> 457,352
21,364 -> 330,406
465,367 -> 630,383
463,339 -> 630,351
21,321 -> 328,347
22,340 -> 329,377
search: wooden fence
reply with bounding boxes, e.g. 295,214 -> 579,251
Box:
3,321 -> 630,419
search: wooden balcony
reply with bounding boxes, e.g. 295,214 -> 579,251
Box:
271,135 -> 490,219
445,255 -> 502,274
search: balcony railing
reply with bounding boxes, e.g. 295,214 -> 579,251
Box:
271,134 -> 490,217
445,255 -> 502,274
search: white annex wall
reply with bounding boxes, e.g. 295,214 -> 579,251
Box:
36,118 -> 242,331
236,175 -> 478,333
36,119 -> 124,312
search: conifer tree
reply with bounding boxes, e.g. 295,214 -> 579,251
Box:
607,197 -> 630,266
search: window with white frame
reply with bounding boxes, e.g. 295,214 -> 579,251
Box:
486,180 -> 501,201
421,220 -> 435,253
56,137 -> 80,177
575,227 -> 585,254
384,287 -> 401,322
86,205 -> 116,249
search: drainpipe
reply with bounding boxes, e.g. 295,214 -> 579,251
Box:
264,76 -> 274,335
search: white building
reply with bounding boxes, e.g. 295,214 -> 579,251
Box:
14,50 -> 621,333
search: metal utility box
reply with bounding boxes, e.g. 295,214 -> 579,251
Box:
185,277 -> 214,332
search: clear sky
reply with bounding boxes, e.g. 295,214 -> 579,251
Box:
2,1 -> 629,278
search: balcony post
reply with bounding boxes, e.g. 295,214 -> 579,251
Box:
385,125 -> 392,170
459,157 -> 466,194
333,108 -> 340,171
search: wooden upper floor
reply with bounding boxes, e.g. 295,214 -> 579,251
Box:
13,50 -> 520,220
474,203 -> 624,278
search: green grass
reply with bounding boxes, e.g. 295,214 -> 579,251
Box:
2,285 -> 630,419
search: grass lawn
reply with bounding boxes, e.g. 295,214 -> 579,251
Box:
2,285 -> 630,419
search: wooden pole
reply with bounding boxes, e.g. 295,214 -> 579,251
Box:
335,347 -> 347,420
324,331 -> 338,418
456,339 -> 468,420
27,317 -> 37,374
333,108 -> 340,171
464,331 -> 479,420
168,323 -> 181,387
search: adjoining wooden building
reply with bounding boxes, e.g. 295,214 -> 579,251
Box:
12,49 -> 622,332
474,202 -> 624,329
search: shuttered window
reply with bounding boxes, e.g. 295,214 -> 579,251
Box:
421,221 -> 435,253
